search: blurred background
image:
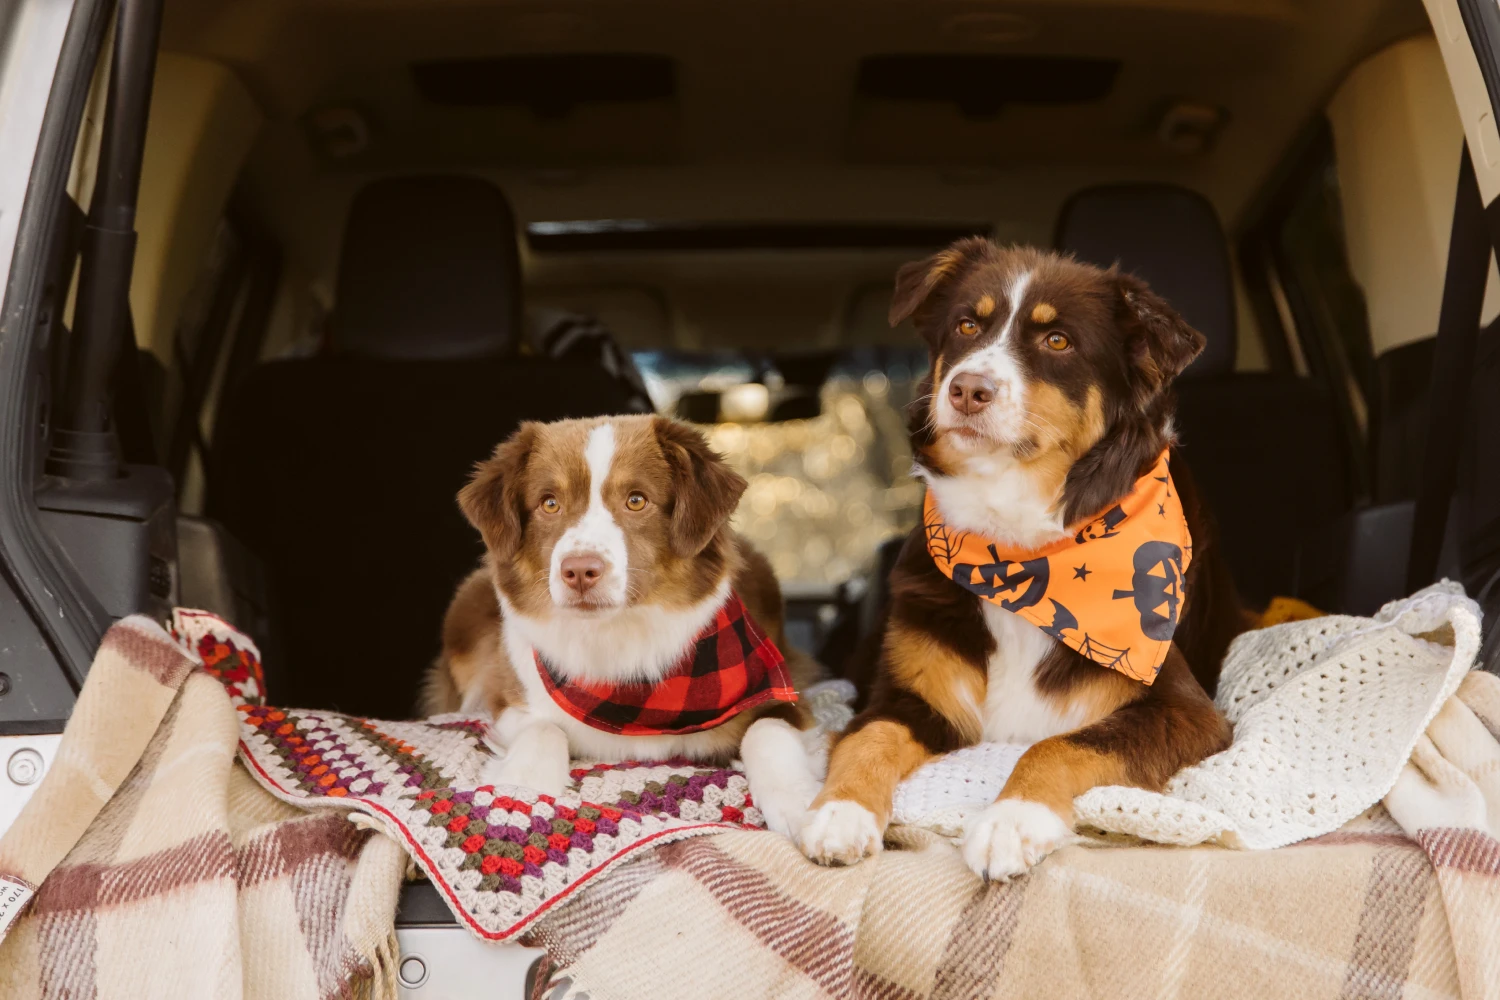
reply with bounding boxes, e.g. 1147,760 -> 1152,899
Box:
635,348 -> 926,590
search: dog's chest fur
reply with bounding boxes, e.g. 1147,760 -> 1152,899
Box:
923,459 -> 1093,743
497,580 -> 752,763
978,603 -> 1092,742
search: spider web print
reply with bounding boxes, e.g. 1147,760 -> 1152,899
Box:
1077,633 -> 1134,674
925,517 -> 969,565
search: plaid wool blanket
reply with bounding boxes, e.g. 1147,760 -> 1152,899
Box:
530,674 -> 1500,1000
0,616 -> 407,1000
531,817 -> 1480,1000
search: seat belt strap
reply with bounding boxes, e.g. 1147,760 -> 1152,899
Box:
1407,143 -> 1490,592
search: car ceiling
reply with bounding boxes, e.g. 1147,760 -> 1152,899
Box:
157,0 -> 1430,350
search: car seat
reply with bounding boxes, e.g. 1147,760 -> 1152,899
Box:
1056,184 -> 1354,608
209,177 -> 638,718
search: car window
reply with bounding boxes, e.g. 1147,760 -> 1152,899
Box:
1240,118 -> 1374,499
634,348 -> 928,587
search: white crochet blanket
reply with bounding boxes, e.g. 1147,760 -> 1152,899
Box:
892,583 -> 1483,848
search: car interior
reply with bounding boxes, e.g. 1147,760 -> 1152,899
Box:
77,0 -> 1489,721
7,0 -> 1500,990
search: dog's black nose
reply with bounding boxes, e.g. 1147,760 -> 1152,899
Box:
560,554 -> 606,594
949,373 -> 996,416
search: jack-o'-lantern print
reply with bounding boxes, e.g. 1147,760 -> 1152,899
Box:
923,450 -> 1192,685
949,546 -> 1049,611
1112,540 -> 1186,640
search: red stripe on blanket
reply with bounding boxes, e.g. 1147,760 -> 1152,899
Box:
33,831 -> 236,915
1416,828 -> 1500,875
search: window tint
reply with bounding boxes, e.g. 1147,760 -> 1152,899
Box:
1240,118 -> 1374,500
634,348 -> 928,586
1274,143 -> 1376,428
159,212 -> 282,513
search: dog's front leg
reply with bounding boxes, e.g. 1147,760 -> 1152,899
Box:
961,648 -> 1230,881
480,707 -> 572,797
741,713 -> 827,840
798,719 -> 933,865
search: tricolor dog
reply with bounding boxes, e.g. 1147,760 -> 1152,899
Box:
800,240 -> 1243,880
423,415 -> 826,837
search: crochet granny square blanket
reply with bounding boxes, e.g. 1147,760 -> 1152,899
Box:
177,610 -> 784,942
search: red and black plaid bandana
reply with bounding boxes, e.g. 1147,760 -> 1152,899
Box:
534,591 -> 797,736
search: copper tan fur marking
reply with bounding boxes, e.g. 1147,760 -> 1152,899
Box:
884,623 -> 984,743
801,720 -> 931,864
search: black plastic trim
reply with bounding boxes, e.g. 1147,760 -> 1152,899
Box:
857,55 -> 1120,118
1456,1 -> 1500,253
1408,146 -> 1489,592
1235,116 -> 1371,502
412,54 -> 675,117
526,220 -> 993,253
1458,0 -> 1500,143
50,0 -> 165,481
0,0 -> 116,687
395,879 -> 460,927
0,719 -> 69,736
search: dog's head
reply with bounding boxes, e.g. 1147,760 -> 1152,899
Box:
459,415 -> 747,619
893,239 -> 1204,523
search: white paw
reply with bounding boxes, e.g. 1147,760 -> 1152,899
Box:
798,800 -> 882,866
759,799 -> 810,840
481,754 -> 571,798
741,718 -> 821,841
479,725 -> 572,798
960,799 -> 1073,882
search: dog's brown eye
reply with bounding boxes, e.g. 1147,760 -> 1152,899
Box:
1045,331 -> 1071,351
957,318 -> 980,336
540,495 -> 560,514
625,492 -> 647,512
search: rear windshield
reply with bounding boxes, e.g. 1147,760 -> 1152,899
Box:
634,349 -> 928,586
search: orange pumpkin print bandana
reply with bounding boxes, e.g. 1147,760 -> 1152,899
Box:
924,450 -> 1191,685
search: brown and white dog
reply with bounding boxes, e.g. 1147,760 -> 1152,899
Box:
800,240 -> 1241,880
423,415 -> 825,837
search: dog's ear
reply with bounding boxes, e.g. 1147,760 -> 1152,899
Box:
458,423 -> 539,558
889,237 -> 991,335
654,416 -> 747,557
1113,270 -> 1206,402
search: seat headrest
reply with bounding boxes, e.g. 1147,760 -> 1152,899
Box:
332,176 -> 523,359
1055,184 -> 1235,379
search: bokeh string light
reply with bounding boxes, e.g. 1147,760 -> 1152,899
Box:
635,351 -> 927,586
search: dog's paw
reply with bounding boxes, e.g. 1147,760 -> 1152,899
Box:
759,800 -> 810,841
481,754 -> 571,798
740,718 -> 820,841
960,799 -> 1073,882
798,800 -> 882,866
479,725 -> 572,798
